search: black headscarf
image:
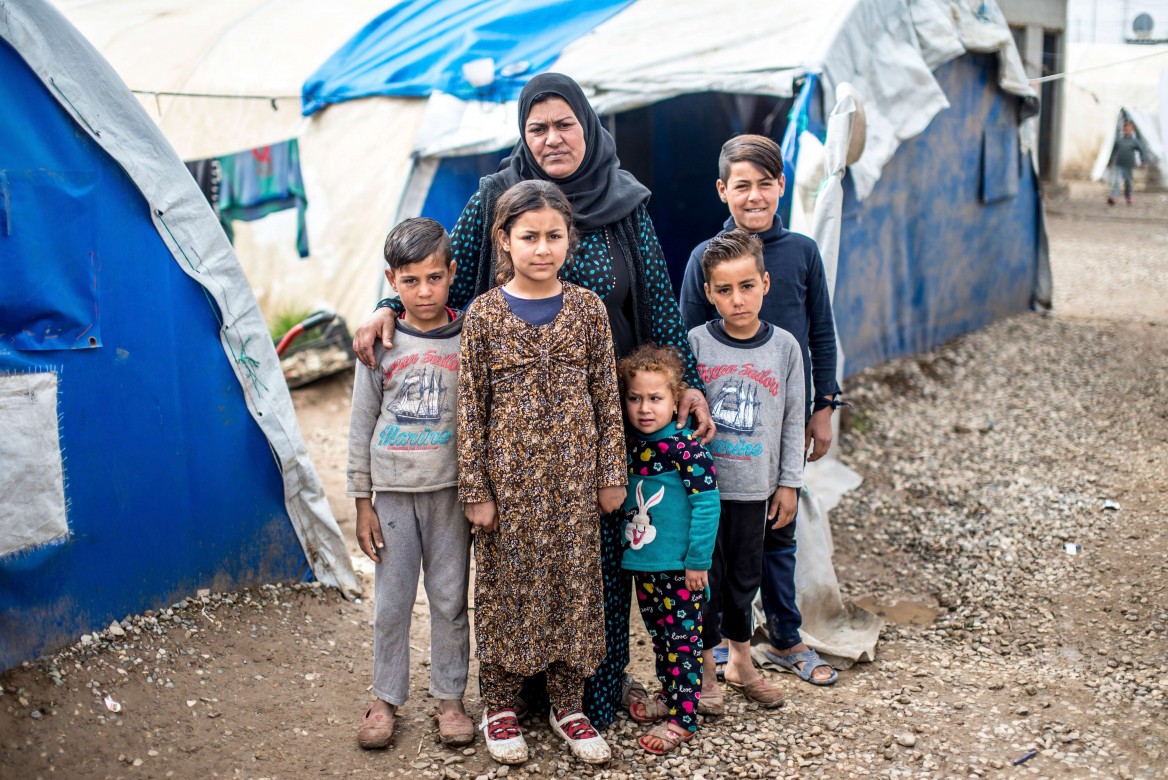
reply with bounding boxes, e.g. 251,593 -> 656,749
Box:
486,73 -> 650,231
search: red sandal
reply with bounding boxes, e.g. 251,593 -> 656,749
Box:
638,722 -> 694,755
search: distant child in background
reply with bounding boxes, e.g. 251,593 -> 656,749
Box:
618,344 -> 719,755
688,230 -> 807,711
457,179 -> 626,766
1109,120 -> 1148,206
346,217 -> 474,750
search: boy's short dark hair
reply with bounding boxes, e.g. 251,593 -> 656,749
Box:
718,134 -> 784,182
701,229 -> 765,281
383,217 -> 452,270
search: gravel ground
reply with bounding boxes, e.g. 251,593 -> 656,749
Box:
2,182 -> 1166,779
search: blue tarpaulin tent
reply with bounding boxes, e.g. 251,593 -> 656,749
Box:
302,0 -> 636,112
0,0 -> 357,671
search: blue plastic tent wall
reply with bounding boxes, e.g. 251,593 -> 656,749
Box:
302,0 -> 635,114
0,38 -> 309,670
833,53 -> 1042,376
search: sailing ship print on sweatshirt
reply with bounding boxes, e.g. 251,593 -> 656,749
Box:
375,343 -> 460,452
709,377 -> 761,436
687,321 -> 807,502
347,314 -> 463,496
388,367 -> 449,426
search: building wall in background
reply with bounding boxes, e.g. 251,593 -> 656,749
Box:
1001,0 -> 1070,185
1067,0 -> 1168,43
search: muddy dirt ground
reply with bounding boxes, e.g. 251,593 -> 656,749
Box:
2,181 -> 1166,779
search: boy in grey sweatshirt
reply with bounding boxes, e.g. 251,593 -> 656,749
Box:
347,218 -> 474,750
687,230 -> 806,710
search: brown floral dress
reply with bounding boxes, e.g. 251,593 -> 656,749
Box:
457,283 -> 626,677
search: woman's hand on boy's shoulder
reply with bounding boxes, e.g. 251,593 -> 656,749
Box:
353,307 -> 399,367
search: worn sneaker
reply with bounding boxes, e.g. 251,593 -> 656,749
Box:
481,708 -> 527,765
549,709 -> 610,764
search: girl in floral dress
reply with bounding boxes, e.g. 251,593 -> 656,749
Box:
457,180 -> 626,766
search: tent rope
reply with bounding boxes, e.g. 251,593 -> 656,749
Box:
155,214 -> 270,398
130,89 -> 300,110
1032,48 -> 1168,84
50,78 -> 101,137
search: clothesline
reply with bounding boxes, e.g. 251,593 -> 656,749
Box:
130,88 -> 300,111
1031,47 -> 1168,84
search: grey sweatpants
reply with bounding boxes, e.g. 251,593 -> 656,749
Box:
372,488 -> 471,706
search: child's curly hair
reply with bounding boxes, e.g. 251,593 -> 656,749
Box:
617,343 -> 688,401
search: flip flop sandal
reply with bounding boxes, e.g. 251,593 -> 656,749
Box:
357,705 -> 396,749
435,708 -> 475,746
638,723 -> 694,755
764,647 -> 839,686
622,675 -> 669,723
724,676 -> 785,708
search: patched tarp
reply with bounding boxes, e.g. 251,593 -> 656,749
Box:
0,372 -> 68,558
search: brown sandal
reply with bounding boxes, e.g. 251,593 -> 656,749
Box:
725,676 -> 784,708
697,683 -> 725,716
638,723 -> 694,755
623,675 -> 669,723
435,707 -> 475,746
357,704 -> 396,749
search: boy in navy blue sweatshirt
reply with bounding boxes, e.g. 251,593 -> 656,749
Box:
679,134 -> 841,686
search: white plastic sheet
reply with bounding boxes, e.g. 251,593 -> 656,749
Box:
789,84 -> 884,663
0,372 -> 69,557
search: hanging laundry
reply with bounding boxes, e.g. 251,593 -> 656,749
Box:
216,139 -> 309,258
184,158 -> 222,217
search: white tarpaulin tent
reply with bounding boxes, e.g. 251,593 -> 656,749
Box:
1060,42 -> 1168,178
1090,106 -> 1166,188
55,0 -> 1035,331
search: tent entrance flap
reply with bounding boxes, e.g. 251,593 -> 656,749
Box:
613,92 -> 793,290
417,91 -> 793,293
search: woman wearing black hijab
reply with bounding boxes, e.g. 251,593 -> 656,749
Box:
355,73 -> 713,729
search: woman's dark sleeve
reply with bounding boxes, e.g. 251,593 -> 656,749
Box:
447,190 -> 491,312
634,206 -> 705,392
